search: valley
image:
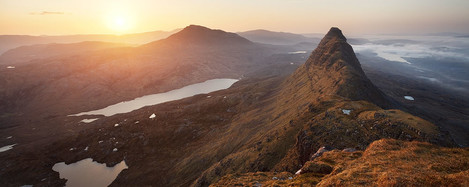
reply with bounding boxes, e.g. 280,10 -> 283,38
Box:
0,26 -> 467,186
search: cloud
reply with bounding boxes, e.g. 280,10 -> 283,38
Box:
352,38 -> 469,64
29,11 -> 66,15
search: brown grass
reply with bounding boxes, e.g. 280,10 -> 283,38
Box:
318,139 -> 469,186
212,139 -> 469,187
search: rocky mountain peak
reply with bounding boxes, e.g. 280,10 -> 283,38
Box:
305,27 -> 361,71
162,24 -> 252,45
324,27 -> 347,41
287,27 -> 392,108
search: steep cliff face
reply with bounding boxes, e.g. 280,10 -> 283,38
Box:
284,27 -> 391,109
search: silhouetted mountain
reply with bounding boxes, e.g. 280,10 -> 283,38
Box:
145,25 -> 252,47
0,41 -> 129,65
0,29 -> 180,54
238,29 -> 318,45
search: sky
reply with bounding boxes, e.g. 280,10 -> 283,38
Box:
1,0 -> 469,35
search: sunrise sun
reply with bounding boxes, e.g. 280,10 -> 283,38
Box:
111,16 -> 128,31
104,10 -> 134,34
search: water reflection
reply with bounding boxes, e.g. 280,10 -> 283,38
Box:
53,158 -> 127,187
70,79 -> 238,117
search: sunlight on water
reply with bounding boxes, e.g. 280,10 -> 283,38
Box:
0,144 -> 16,152
404,96 -> 415,101
288,51 -> 307,54
53,158 -> 127,187
80,118 -> 99,123
70,79 -> 238,117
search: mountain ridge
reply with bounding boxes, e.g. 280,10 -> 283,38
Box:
0,41 -> 131,65
146,25 -> 253,47
298,27 -> 392,108
237,29 -> 317,45
0,26 -> 461,187
0,29 -> 181,54
190,27 -> 453,185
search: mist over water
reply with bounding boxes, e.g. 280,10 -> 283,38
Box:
351,35 -> 469,93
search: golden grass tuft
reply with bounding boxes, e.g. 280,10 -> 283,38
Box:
318,139 -> 469,186
213,139 -> 469,186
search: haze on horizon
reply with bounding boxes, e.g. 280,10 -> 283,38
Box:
1,0 -> 469,36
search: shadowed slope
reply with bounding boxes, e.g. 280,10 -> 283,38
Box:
291,27 -> 391,108
191,28 -> 453,186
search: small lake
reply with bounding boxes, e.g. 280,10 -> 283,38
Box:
80,118 -> 99,123
288,51 -> 307,54
52,158 -> 128,187
0,144 -> 16,153
70,78 -> 238,117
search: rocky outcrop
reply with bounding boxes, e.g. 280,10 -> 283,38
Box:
310,146 -> 334,160
295,27 -> 393,108
297,161 -> 333,175
212,139 -> 469,186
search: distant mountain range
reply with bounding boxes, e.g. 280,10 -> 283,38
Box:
237,29 -> 319,45
0,25 -> 301,126
0,28 -> 322,55
0,41 -> 130,65
0,29 -> 180,54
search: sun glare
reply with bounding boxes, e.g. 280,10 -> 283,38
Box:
112,16 -> 127,30
104,8 -> 134,34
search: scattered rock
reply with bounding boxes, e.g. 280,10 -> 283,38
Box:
404,96 -> 415,101
149,113 -> 156,119
311,145 -> 334,160
342,109 -> 352,115
114,123 -> 119,127
84,146 -> 89,151
342,148 -> 357,152
113,148 -> 118,152
299,161 -> 333,174
374,112 -> 386,119
295,169 -> 302,175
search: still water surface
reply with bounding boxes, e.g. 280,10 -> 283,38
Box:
71,79 -> 238,117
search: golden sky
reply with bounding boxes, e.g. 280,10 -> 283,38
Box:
1,0 -> 468,35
